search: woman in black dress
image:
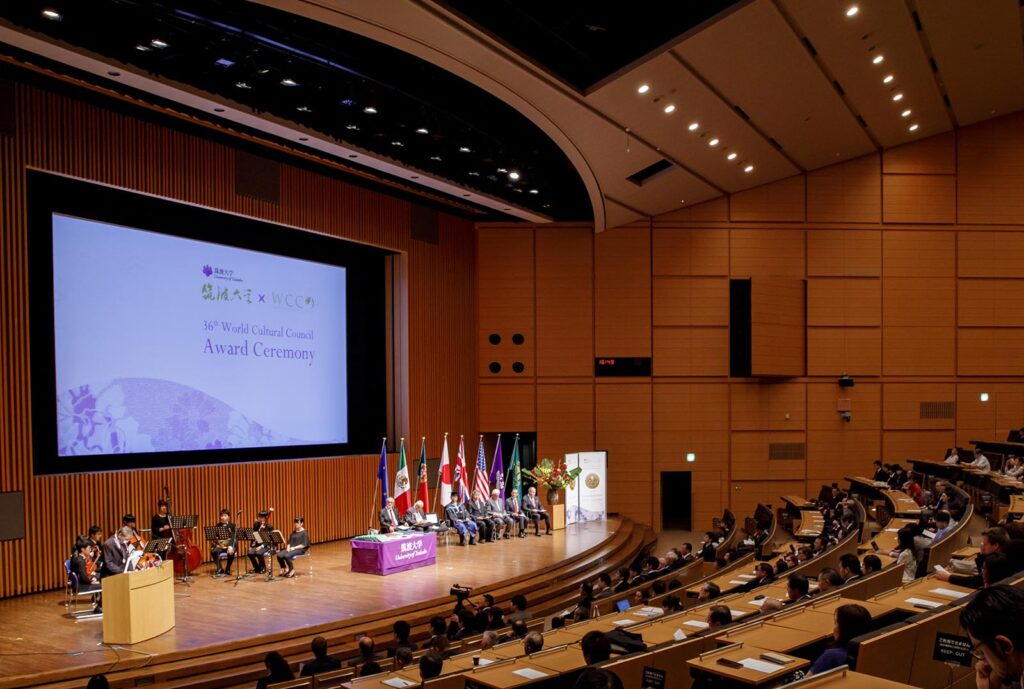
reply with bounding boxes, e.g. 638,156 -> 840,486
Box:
276,516 -> 309,578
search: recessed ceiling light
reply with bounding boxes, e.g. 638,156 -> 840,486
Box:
299,137 -> 308,142
908,123 -> 919,132
213,107 -> 225,113
296,106 -> 311,113
509,171 -> 520,180
280,78 -> 298,87
430,155 -> 443,161
463,193 -> 471,197
901,109 -> 912,118
663,104 -> 676,114
892,93 -> 904,102
235,81 -> 251,90
345,124 -> 359,130
744,165 -> 755,173
688,122 -> 699,131
846,5 -> 859,17
363,106 -> 377,114
883,74 -> 894,84
150,39 -> 168,49
257,68 -> 270,75
497,168 -> 508,173
529,189 -> 539,194
135,44 -> 151,52
680,199 -> 686,204
638,84 -> 650,94
41,8 -> 62,20
391,141 -> 404,147
872,55 -> 884,65
459,146 -> 471,153
708,138 -> 720,147
727,152 -> 737,160
415,127 -> 429,134
468,171 -> 480,176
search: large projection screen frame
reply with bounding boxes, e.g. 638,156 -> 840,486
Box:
27,170 -> 393,475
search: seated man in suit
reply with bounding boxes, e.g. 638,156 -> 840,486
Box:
467,489 -> 498,542
486,489 -> 514,539
522,486 -> 552,535
404,500 -> 431,531
740,562 -> 775,592
300,637 -> 341,677
504,492 -> 529,538
444,494 -> 478,546
379,496 -> 402,533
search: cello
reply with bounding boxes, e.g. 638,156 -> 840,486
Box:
164,489 -> 202,576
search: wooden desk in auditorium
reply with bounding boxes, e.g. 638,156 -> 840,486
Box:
881,490 -> 922,517
806,596 -> 896,620
524,645 -> 585,674
463,658 -> 557,689
870,576 -> 973,613
952,546 -> 980,560
768,609 -> 836,637
861,518 -> 918,553
1009,495 -> 1024,517
688,644 -> 809,686
343,669 -> 421,688
794,514 -> 826,539
791,667 -> 921,689
781,495 -> 814,510
715,622 -> 824,654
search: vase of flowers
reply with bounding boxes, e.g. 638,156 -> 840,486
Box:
526,458 -> 582,506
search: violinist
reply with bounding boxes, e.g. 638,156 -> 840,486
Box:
152,500 -> 173,544
87,525 -> 105,577
211,509 -> 237,577
71,537 -> 102,613
248,510 -> 274,574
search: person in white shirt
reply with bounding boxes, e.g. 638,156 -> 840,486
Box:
1004,456 -> 1024,479
931,511 -> 957,542
889,527 -> 919,584
970,450 -> 991,472
944,449 -> 960,465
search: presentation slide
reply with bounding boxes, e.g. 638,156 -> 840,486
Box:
51,213 -> 348,457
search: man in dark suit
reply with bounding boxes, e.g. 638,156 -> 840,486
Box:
102,526 -> 135,576
505,493 -> 529,537
523,486 -> 552,535
467,490 -> 497,542
486,489 -> 514,539
740,562 -> 775,592
379,496 -> 401,533
300,637 -> 341,677
403,500 -> 430,531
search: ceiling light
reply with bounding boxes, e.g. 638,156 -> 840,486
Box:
663,104 -> 676,114
883,74 -> 894,84
363,106 -> 377,114
688,122 -> 699,131
901,109 -> 912,118
637,84 -> 650,94
529,189 -> 539,194
872,55 -> 884,65
744,165 -> 755,173
686,452 -> 697,463
459,146 -> 471,153
496,167 -> 507,173
708,138 -> 720,147
345,124 -> 359,130
280,78 -> 298,87
727,152 -> 737,160
908,123 -> 919,132
508,171 -> 521,180
680,199 -> 685,204
41,9 -> 62,20
296,106 -> 311,113
980,392 -> 990,402
415,127 -> 429,134
468,171 -> 479,176
258,68 -> 270,75
892,92 -> 904,102
215,58 -> 235,68
391,141 -> 404,147
135,44 -> 151,52
430,155 -> 443,161
235,81 -> 251,89
150,39 -> 169,49
846,6 -> 859,17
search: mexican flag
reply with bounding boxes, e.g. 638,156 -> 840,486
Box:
394,438 -> 412,514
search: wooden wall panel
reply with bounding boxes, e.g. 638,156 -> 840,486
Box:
807,154 -> 881,223
958,330 -> 1024,375
657,196 -> 729,223
652,327 -> 730,376
479,383 -> 536,432
883,231 -> 955,276
955,383 -> 997,433
596,383 -> 652,524
651,228 -> 729,276
807,278 -> 881,326
653,277 -> 729,326
654,383 -> 730,433
807,430 -> 881,481
730,480 -> 807,518
537,383 -> 594,462
730,432 -> 806,481
536,227 -> 593,376
730,229 -> 805,277
958,111 -> 1024,224
730,383 -> 806,431
883,327 -> 955,375
882,175 -> 957,224
883,277 -> 955,326
807,382 -> 882,430
958,279 -> 1024,326
883,132 -> 956,174
729,175 -> 805,222
958,232 -> 1024,277
690,471 -> 726,534
478,228 -> 535,377
883,431 -> 955,463
807,328 -> 882,376
807,230 -> 881,277
595,225 -> 651,356
750,277 -> 806,376
883,383 -> 956,430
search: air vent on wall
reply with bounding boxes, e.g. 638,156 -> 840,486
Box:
626,159 -> 674,187
235,150 -> 280,204
920,402 -> 955,419
769,443 -> 806,460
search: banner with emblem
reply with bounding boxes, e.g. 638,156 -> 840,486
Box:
394,438 -> 411,514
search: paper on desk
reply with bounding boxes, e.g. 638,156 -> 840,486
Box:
905,597 -> 942,608
729,609 -> 748,618
684,620 -> 710,629
381,679 -> 416,689
884,528 -> 899,532
748,598 -> 767,607
478,657 -> 495,667
737,574 -> 756,579
922,530 -> 936,539
673,629 -> 687,641
728,580 -> 749,585
513,668 -> 549,680
739,658 -> 781,674
612,618 -> 636,626
929,588 -> 969,599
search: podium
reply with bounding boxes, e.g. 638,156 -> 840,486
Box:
101,562 -> 175,644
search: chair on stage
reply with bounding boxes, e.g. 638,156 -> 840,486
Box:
63,560 -> 98,617
291,550 -> 314,577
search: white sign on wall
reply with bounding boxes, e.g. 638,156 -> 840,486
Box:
565,451 -> 607,525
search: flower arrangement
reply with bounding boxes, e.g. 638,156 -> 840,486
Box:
526,458 -> 583,491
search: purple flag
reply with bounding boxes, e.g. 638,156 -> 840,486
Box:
488,436 -> 505,500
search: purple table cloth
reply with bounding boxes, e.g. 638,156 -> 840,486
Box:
350,532 -> 437,575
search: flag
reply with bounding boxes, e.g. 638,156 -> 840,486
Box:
439,434 -> 452,507
488,434 -> 505,500
416,437 -> 429,507
508,434 -> 523,503
473,436 -> 490,500
455,436 -> 470,501
394,438 -> 412,513
377,438 -> 389,509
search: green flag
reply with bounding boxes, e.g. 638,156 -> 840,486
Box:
508,434 -> 523,502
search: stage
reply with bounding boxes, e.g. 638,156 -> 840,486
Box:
0,519 -> 634,689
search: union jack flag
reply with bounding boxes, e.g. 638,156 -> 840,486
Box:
455,436 -> 470,501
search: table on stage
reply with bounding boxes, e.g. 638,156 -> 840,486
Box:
350,531 -> 437,576
101,562 -> 175,644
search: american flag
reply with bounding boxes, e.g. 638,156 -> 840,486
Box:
472,436 -> 490,500
455,436 -> 470,501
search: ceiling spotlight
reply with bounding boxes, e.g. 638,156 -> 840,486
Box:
296,106 -> 311,113
663,104 -> 676,114
637,84 -> 650,94
42,9 -> 62,20
235,81 -> 251,89
280,78 -> 298,87
391,141 -> 404,147
688,122 -> 699,131
459,146 -> 471,153
150,39 -> 169,49
345,124 -> 358,130
909,123 -> 919,132
468,171 -> 480,176
529,189 -> 539,194
744,165 -> 755,173
496,167 -> 507,173
727,152 -> 737,160
708,138 -> 720,147
430,155 -> 443,161
508,171 -> 521,180
872,54 -> 884,65
363,106 -> 377,114
135,44 -> 151,52
892,93 -> 904,102
883,74 -> 894,84
901,109 -> 912,118
415,127 -> 429,134
846,5 -> 859,17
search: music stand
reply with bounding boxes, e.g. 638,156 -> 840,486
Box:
127,538 -> 170,573
254,529 -> 286,581
170,514 -> 199,582
233,527 -> 255,582
204,525 -> 233,578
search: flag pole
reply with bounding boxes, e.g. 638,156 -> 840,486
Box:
371,436 -> 386,532
432,432 -> 446,514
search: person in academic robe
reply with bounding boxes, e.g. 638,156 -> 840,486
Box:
523,486 -> 552,535
444,494 -> 477,546
486,489 -> 514,539
504,493 -> 529,538
379,496 -> 402,534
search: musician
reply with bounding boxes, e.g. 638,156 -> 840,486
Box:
467,489 -> 498,542
444,494 -> 478,546
504,492 -> 529,538
276,516 -> 308,578
486,489 -> 514,539
71,537 -> 102,613
87,526 -> 105,577
379,497 -> 402,534
404,500 -> 431,531
523,486 -> 552,536
102,526 -> 136,576
151,499 -> 173,543
248,510 -> 274,574
210,509 -> 237,577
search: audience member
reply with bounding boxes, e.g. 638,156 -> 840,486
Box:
572,668 -> 624,689
936,527 -> 1008,588
932,511 -> 956,542
959,585 -> 1024,689
697,582 -> 721,602
580,631 -> 612,664
698,532 -> 716,562
786,572 -> 811,604
594,573 -> 614,599
300,636 -> 341,676
982,553 -> 1015,587
431,634 -> 453,660
706,605 -> 732,629
661,595 -> 683,613
86,676 -> 109,689
508,594 -> 530,622
806,604 -> 872,676
816,568 -> 844,595
890,527 -> 919,584
256,652 -> 294,689
393,647 -> 414,671
386,621 -> 414,658
480,630 -> 499,650
837,553 -> 862,582
418,651 -> 443,682
862,554 -> 882,575
523,631 -> 544,655
760,597 -> 784,613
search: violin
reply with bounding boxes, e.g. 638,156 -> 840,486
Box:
129,527 -> 162,570
84,544 -> 98,581
164,489 -> 202,575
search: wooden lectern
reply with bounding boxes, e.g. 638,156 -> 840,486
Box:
101,562 -> 175,644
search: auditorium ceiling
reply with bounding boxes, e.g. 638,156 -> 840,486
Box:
1,0 -> 1023,229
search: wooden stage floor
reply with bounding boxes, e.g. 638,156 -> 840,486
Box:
0,519 -> 620,687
